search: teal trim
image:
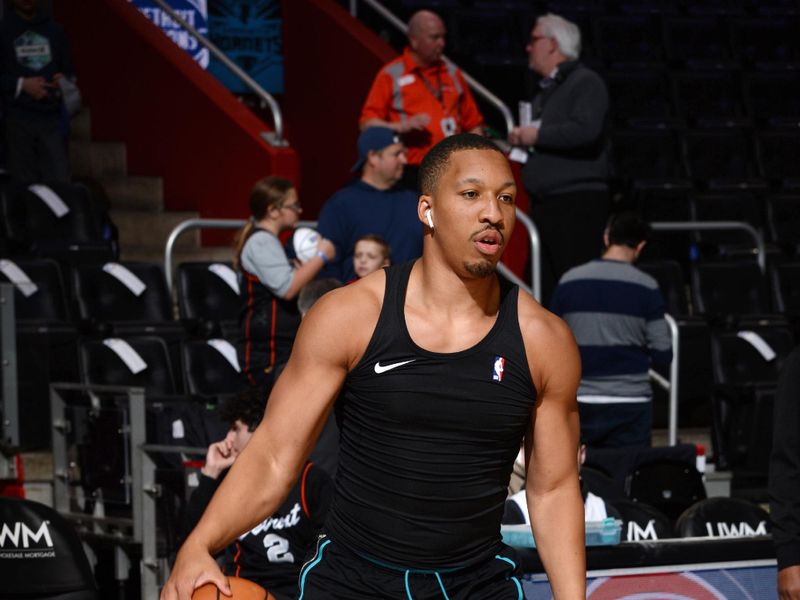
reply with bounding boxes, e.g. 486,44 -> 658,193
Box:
405,570 -> 413,600
298,539 -> 331,600
495,555 -> 523,599
494,554 -> 517,569
510,575 -> 523,600
434,572 -> 451,600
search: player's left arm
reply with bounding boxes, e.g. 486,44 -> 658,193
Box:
520,297 -> 585,599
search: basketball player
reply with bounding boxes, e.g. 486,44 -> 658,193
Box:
162,134 -> 585,599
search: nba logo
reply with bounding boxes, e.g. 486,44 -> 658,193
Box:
493,356 -> 505,382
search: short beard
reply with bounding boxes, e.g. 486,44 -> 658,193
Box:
464,260 -> 496,278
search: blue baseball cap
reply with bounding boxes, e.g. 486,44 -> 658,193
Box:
351,127 -> 401,172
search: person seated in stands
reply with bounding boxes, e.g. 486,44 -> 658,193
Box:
316,127 -> 422,282
353,234 -> 391,280
233,176 -> 335,387
503,444 -> 619,526
183,388 -> 332,600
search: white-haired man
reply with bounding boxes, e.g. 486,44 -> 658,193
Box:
509,13 -> 610,305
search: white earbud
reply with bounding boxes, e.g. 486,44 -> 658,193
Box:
425,209 -> 434,229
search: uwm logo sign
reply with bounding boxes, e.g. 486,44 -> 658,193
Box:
0,521 -> 53,549
705,520 -> 768,538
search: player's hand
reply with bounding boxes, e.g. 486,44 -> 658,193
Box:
779,565 -> 800,600
508,125 -> 539,146
201,440 -> 236,479
318,238 -> 336,261
21,77 -> 54,100
160,539 -> 230,600
401,113 -> 431,132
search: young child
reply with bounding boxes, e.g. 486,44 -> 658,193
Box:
352,234 -> 391,279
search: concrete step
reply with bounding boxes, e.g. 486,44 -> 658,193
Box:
99,175 -> 164,211
70,140 -> 127,178
71,109 -> 91,141
113,209 -> 200,256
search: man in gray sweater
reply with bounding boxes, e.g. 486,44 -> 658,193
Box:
509,13 -> 610,305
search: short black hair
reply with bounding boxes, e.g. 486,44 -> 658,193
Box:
606,210 -> 651,249
418,133 -> 506,195
219,386 -> 267,432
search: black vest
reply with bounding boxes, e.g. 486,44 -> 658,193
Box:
326,262 -> 537,569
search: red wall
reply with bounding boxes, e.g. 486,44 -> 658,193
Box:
55,0 -> 298,234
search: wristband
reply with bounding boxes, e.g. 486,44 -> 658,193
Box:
316,250 -> 329,265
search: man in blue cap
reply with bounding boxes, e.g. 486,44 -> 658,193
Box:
317,127 -> 423,282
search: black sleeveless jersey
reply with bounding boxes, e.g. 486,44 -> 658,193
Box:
325,261 -> 537,569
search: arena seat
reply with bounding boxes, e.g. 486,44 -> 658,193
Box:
0,183 -> 114,267
593,15 -> 665,66
731,17 -> 800,69
766,194 -> 800,253
625,459 -> 706,520
0,497 -> 98,599
672,70 -> 746,125
80,336 -> 178,396
0,257 -> 71,322
176,261 -> 241,335
757,130 -> 800,188
771,262 -> 800,315
72,261 -> 172,326
612,129 -> 685,183
662,16 -> 734,69
691,261 -> 773,320
675,497 -> 770,538
691,193 -> 765,253
683,128 -> 758,185
613,499 -> 675,542
605,69 -> 673,126
638,259 -> 690,316
181,339 -> 247,398
744,72 -> 800,127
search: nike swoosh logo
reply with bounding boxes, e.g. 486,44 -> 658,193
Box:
374,359 -> 416,374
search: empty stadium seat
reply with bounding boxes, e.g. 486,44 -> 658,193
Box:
683,128 -> 758,185
181,339 -> 247,398
672,70 -> 746,126
711,325 -> 796,388
625,459 -> 706,520
662,16 -> 734,69
691,261 -> 772,320
0,497 -> 98,599
766,194 -> 800,252
0,257 -> 70,322
757,130 -> 800,188
72,261 -> 172,325
731,17 -> 800,69
692,193 -> 765,254
80,336 -> 178,396
771,262 -> 800,316
614,499 -> 675,542
612,129 -> 685,182
744,72 -> 800,127
0,183 -> 114,266
675,497 -> 770,538
605,69 -> 674,126
594,15 -> 665,66
176,261 -> 241,334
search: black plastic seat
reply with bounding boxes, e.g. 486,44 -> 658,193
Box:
0,183 -> 114,266
80,336 -> 177,396
594,15 -> 665,67
757,130 -> 800,188
614,499 -> 675,541
606,69 -> 673,126
675,497 -> 770,538
638,259 -> 689,316
625,459 -> 706,521
72,261 -> 172,326
771,262 -> 800,315
176,261 -> 242,334
672,70 -> 745,126
0,257 -> 70,322
683,128 -> 758,186
181,339 -> 248,398
691,261 -> 772,320
744,72 -> 800,128
766,194 -> 800,253
711,325 -> 796,388
731,17 -> 800,69
612,129 -> 684,183
692,193 -> 765,254
0,497 -> 98,599
662,16 -> 733,69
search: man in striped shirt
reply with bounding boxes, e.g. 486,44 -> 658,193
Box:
550,211 -> 672,448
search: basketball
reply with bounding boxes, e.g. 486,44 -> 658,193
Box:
191,576 -> 275,600
293,227 -> 321,263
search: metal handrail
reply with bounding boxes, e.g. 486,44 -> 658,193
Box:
347,0 -> 516,136
648,313 -> 681,447
651,221 -> 766,274
163,211 -> 540,299
149,0 -> 286,146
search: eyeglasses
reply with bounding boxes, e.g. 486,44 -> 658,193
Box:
280,203 -> 303,213
529,35 -> 549,44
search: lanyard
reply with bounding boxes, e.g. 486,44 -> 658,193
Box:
417,67 -> 444,108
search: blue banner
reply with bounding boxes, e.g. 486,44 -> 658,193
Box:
130,0 -> 210,68
207,0 -> 284,94
523,565 -> 777,599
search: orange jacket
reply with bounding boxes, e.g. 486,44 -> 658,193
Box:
360,48 -> 484,165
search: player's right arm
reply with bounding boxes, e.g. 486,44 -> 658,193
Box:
160,278 -> 383,600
